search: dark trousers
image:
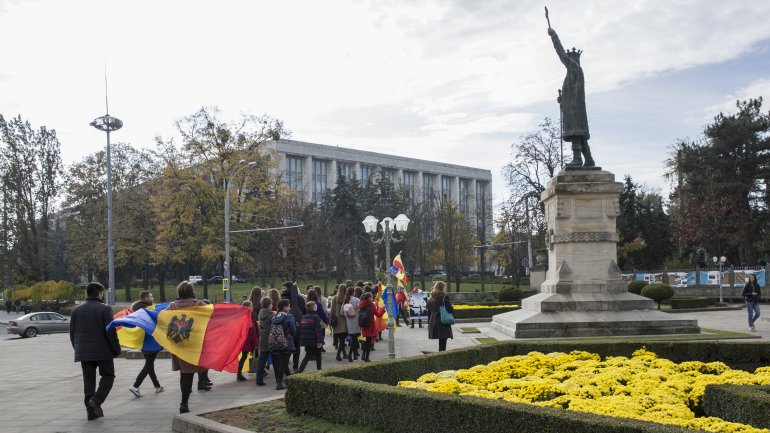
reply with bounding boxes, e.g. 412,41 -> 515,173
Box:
180,372 -> 194,405
362,336 -> 374,360
397,307 -> 409,326
197,370 -> 209,386
299,345 -> 322,371
438,338 -> 448,352
347,334 -> 360,359
237,350 -> 249,376
291,332 -> 301,370
255,350 -> 270,384
133,351 -> 160,388
81,360 -> 115,408
273,351 -> 291,385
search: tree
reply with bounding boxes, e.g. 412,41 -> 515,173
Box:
665,98 -> 770,265
433,198 -> 475,292
617,175 -> 673,270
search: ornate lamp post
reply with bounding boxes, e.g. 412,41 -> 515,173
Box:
713,255 -> 727,304
89,114 -> 123,305
362,214 -> 410,359
224,160 -> 257,303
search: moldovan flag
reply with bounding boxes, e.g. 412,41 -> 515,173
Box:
108,303 -> 250,372
112,303 -> 169,351
390,253 -> 409,286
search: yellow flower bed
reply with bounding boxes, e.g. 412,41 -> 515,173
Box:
398,348 -> 770,433
452,304 -> 518,310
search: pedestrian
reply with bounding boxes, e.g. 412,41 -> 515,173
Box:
255,297 -> 275,386
270,299 -> 296,390
69,282 -> 121,420
358,292 -> 384,362
280,281 -> 305,374
410,284 -> 425,328
330,284 -> 348,360
426,281 -> 453,352
743,274 -> 761,332
395,286 -> 409,327
306,289 -> 329,326
236,300 -> 258,381
4,298 -> 11,315
168,281 -> 207,414
298,301 -> 324,372
129,291 -> 164,397
269,288 -> 280,312
14,298 -> 20,314
342,285 -> 361,362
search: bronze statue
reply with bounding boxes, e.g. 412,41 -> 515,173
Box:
546,7 -> 594,167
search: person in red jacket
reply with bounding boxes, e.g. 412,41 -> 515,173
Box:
395,286 -> 410,327
357,292 -> 384,362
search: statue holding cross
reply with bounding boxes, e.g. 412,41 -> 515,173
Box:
546,7 -> 595,168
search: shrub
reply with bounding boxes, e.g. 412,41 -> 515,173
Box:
7,281 -> 81,310
641,283 -> 675,310
627,280 -> 648,295
670,297 -> 715,310
498,287 -> 522,302
702,384 -> 770,429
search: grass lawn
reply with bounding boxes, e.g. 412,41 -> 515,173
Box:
112,280 -> 526,303
201,399 -> 384,433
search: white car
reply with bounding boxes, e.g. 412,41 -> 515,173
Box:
188,275 -> 203,285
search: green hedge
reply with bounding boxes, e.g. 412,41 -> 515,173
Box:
452,306 -> 519,319
285,341 -> 770,433
702,384 -> 770,429
670,297 -> 715,309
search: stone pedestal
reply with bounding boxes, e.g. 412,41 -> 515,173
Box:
492,169 -> 699,338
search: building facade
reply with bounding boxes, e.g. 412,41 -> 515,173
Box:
266,139 -> 493,238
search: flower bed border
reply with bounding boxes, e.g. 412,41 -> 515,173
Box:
285,340 -> 770,433
703,384 -> 770,429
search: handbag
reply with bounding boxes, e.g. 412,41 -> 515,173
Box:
439,295 -> 455,326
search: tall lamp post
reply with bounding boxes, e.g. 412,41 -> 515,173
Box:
362,214 -> 410,359
224,160 -> 257,303
713,255 -> 727,304
90,114 -> 123,305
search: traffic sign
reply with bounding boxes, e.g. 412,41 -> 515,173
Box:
521,258 -> 529,268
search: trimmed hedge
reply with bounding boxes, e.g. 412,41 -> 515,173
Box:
641,284 -> 675,309
702,384 -> 770,429
627,280 -> 648,295
670,297 -> 715,309
285,341 -> 770,433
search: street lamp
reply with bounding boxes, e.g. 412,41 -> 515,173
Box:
224,160 -> 257,303
90,114 -> 123,305
713,255 -> 727,304
362,213 -> 410,359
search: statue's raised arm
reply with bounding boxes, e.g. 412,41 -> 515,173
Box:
548,28 -> 570,68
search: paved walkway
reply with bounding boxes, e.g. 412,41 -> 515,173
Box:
0,306 -> 765,433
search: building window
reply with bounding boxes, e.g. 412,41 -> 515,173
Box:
361,164 -> 373,184
286,155 -> 303,191
381,168 -> 396,183
312,160 -> 327,204
459,179 -> 469,214
402,171 -> 415,200
338,162 -> 352,179
441,176 -> 452,200
422,173 -> 434,202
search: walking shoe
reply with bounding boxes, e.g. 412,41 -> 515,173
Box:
237,374 -> 248,382
256,381 -> 266,386
88,399 -> 104,418
276,383 -> 286,390
179,403 -> 190,414
129,386 -> 142,397
197,384 -> 212,391
155,385 -> 164,393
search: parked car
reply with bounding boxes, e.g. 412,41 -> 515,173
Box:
7,312 -> 70,338
188,275 -> 203,285
209,276 -> 224,284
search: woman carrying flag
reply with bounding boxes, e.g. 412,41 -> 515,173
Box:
167,281 -> 207,414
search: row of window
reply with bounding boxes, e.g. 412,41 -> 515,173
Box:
285,155 -> 488,209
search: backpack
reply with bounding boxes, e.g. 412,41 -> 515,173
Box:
343,303 -> 356,317
268,319 -> 288,351
358,305 -> 372,328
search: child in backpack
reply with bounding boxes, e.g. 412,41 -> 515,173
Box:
357,292 -> 384,362
270,299 -> 296,390
298,301 -> 325,372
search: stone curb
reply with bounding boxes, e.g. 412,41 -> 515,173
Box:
665,305 -> 744,314
172,396 -> 283,433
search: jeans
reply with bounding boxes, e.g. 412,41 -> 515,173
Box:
81,360 -> 115,408
272,352 -> 291,385
747,300 -> 761,327
255,350 -> 270,384
134,351 -> 160,388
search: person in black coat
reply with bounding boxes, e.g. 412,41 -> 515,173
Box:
298,302 -> 325,372
70,282 -> 121,420
281,281 -> 306,373
425,281 -> 454,352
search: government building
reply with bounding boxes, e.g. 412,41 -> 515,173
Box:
266,139 -> 493,231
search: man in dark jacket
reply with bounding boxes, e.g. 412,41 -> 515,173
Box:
70,282 -> 121,420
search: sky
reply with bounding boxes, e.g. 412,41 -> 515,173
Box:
1,0 -> 770,206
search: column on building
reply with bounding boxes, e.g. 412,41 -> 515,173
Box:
303,156 -> 313,203
328,160 -> 337,190
451,176 -> 460,204
469,178 -> 478,219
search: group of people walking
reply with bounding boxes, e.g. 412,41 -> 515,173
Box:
68,278 -> 456,420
